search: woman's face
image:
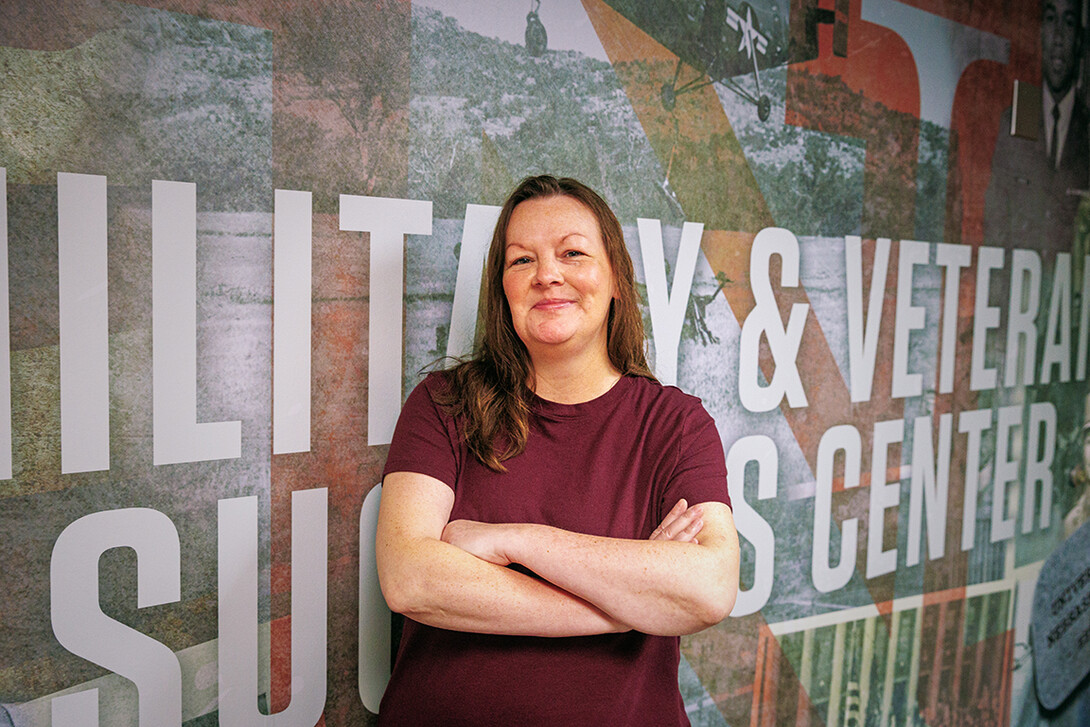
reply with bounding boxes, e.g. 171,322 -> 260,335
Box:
501,195 -> 617,360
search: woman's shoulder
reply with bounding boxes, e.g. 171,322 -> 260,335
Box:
409,363 -> 481,419
398,370 -> 457,418
622,376 -> 712,419
417,368 -> 451,393
625,375 -> 704,405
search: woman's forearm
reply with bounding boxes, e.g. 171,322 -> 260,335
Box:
379,534 -> 627,636
515,521 -> 735,635
376,472 -> 628,637
443,503 -> 739,636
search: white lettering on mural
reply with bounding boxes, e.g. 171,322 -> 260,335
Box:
813,424 -> 861,593
970,246 -> 1005,391
1041,252 -> 1072,385
1005,249 -> 1042,387
792,403 -> 1058,595
738,227 -> 809,412
637,218 -> 704,386
891,240 -> 928,399
866,418 -> 904,579
2,174 -> 1079,480
48,491 -> 330,727
339,194 -> 432,446
906,413 -> 952,566
845,235 -> 890,402
446,204 -> 501,359
1024,402 -> 1057,534
958,407 -> 992,550
725,435 -> 777,616
0,168 -> 12,481
273,189 -> 314,455
58,172 -> 110,473
991,404 -> 1023,543
218,488 -> 327,726
50,508 -> 182,726
358,484 -> 390,712
934,242 -> 971,393
152,180 -> 242,464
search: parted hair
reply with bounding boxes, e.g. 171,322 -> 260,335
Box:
434,175 -> 656,471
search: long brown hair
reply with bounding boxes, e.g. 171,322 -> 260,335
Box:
434,175 -> 656,471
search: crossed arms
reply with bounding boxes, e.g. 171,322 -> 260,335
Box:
375,471 -> 740,638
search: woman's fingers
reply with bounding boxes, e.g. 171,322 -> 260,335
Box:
660,498 -> 688,530
650,499 -> 704,542
679,515 -> 703,544
649,498 -> 686,540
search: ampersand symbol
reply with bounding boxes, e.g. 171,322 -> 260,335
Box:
738,227 -> 809,412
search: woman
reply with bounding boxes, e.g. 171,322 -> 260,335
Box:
375,175 -> 738,725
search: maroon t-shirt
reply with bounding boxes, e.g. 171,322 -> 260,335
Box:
378,373 -> 730,726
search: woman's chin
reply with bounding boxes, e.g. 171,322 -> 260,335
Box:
527,332 -> 575,348
521,324 -> 580,349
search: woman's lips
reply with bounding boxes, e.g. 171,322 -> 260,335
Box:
532,298 -> 574,311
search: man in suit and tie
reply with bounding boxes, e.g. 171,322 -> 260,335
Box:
984,0 -> 1088,254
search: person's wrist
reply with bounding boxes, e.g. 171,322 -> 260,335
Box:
504,522 -> 538,566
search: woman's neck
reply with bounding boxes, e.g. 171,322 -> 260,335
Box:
529,353 -> 622,404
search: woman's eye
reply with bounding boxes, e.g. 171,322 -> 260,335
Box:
563,250 -> 585,258
508,256 -> 531,266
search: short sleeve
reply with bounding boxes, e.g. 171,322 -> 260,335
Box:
382,374 -> 461,491
659,403 -> 730,512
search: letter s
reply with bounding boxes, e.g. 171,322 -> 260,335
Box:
726,435 -> 778,617
50,508 -> 182,727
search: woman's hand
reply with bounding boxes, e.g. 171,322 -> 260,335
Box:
649,499 -> 704,544
442,519 -> 515,566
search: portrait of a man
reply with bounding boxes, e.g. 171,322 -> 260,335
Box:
984,0 -> 1089,253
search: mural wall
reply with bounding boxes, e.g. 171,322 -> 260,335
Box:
1,0 -> 1089,724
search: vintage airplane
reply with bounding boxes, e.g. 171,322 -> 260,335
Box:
602,0 -> 847,121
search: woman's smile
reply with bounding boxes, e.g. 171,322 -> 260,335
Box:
532,297 -> 575,310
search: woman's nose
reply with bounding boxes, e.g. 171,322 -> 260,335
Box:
533,257 -> 562,285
